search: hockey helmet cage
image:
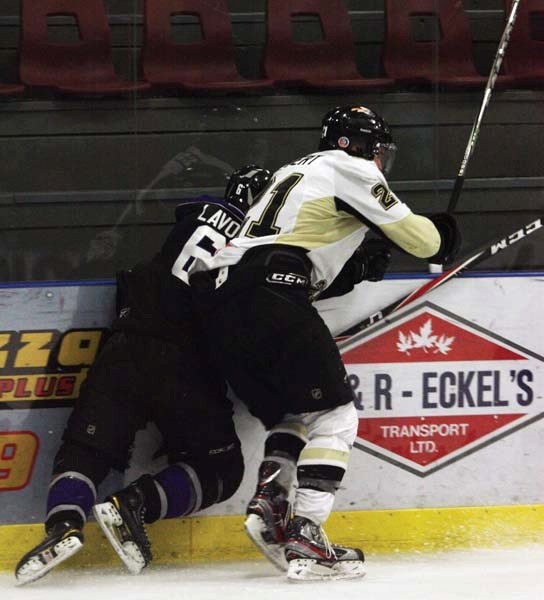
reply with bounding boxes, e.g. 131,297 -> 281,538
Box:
224,164 -> 272,214
319,105 -> 397,175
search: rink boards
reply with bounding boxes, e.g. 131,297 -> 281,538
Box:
0,273 -> 543,570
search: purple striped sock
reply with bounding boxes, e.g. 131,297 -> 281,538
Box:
155,465 -> 194,518
46,472 -> 95,521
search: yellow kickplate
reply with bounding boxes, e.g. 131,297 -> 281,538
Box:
2,505 -> 543,573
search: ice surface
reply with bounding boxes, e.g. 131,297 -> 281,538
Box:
2,546 -> 543,600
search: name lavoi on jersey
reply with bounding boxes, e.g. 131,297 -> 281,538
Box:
197,203 -> 241,238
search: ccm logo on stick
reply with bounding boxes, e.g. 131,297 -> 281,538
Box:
491,218 -> 543,255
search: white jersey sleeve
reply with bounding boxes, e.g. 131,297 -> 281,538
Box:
192,150 -> 440,289
325,152 -> 441,258
324,151 -> 410,226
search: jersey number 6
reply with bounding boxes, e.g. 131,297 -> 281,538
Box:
171,226 -> 227,284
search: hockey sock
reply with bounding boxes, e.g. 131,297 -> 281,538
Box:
292,403 -> 358,524
144,465 -> 195,523
265,425 -> 307,460
293,488 -> 335,525
45,471 -> 96,530
263,425 -> 308,491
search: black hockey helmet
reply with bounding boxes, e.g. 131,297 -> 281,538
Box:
319,105 -> 397,175
224,164 -> 272,214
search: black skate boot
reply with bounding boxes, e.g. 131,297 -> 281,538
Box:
15,519 -> 84,585
244,461 -> 291,571
284,515 -> 365,581
92,479 -> 152,574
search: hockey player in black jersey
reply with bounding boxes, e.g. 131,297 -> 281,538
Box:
14,165 -> 272,585
191,106 -> 460,581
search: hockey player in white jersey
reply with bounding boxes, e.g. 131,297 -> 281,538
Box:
191,105 -> 460,581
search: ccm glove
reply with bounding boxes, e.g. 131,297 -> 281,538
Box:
356,238 -> 393,282
427,213 -> 461,266
318,238 -> 392,300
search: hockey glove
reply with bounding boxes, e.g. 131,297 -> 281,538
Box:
426,213 -> 461,266
355,238 -> 393,282
317,238 -> 392,300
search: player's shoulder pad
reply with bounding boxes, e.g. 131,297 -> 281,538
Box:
324,149 -> 378,182
348,152 -> 386,185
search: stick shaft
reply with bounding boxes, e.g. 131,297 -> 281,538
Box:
446,0 -> 521,214
337,215 -> 543,339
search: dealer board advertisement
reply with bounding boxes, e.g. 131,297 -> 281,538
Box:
340,301 -> 542,477
1,275 -> 543,524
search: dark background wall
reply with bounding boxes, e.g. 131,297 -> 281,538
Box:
1,1 -> 543,281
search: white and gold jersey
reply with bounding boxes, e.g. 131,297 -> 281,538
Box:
196,150 -> 440,291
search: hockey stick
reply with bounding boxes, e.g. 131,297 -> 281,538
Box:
447,0 -> 521,214
337,215 -> 543,339
428,0 -> 522,274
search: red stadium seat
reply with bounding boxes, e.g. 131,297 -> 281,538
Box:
383,0 -> 513,89
19,0 -> 150,95
503,0 -> 544,87
264,0 -> 394,90
0,82 -> 25,96
143,0 -> 272,92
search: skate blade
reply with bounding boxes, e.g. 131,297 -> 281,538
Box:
287,558 -> 366,582
15,535 -> 83,586
92,502 -> 146,575
244,513 -> 288,572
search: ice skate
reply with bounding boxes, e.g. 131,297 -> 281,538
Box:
92,481 -> 151,574
244,462 -> 291,571
284,515 -> 365,582
15,519 -> 84,585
